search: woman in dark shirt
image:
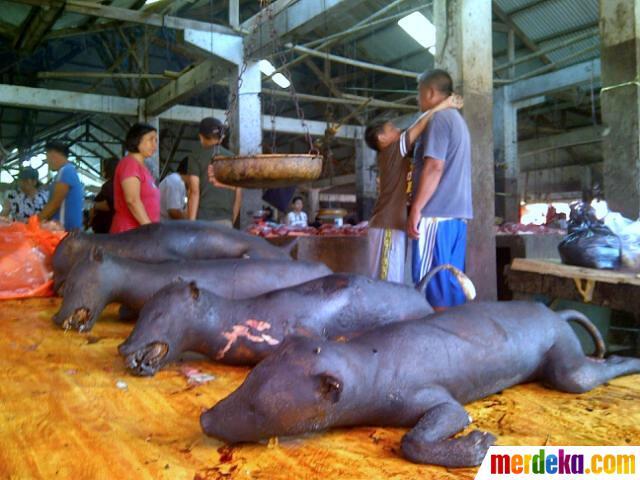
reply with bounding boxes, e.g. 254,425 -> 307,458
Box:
90,157 -> 118,233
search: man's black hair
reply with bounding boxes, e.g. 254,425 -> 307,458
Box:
177,156 -> 189,175
292,196 -> 304,204
45,141 -> 70,157
364,121 -> 389,152
418,69 -> 453,95
124,122 -> 157,153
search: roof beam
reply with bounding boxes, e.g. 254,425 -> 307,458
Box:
303,58 -> 365,124
0,19 -> 17,39
492,1 -> 553,65
0,85 -> 363,139
0,84 -> 139,116
494,28 -> 598,73
534,22 -> 599,44
242,0 -> 358,57
492,21 -> 510,33
262,88 -> 415,110
305,4 -> 428,48
13,0 -> 65,52
267,114 -> 363,139
85,29 -> 147,93
258,0 -> 411,81
183,29 -> 243,64
159,105 -> 363,139
519,125 -> 604,159
117,27 -> 154,95
241,0 -> 293,31
144,60 -> 226,116
45,22 -> 131,40
8,0 -> 238,36
507,0 -> 549,17
288,44 -> 420,79
2,113 -> 92,162
510,59 -> 601,101
243,0 -> 356,36
66,0 -> 236,34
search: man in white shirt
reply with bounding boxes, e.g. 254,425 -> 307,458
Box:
160,157 -> 189,220
285,196 -> 308,227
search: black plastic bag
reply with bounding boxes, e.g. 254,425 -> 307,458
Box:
558,203 -> 622,270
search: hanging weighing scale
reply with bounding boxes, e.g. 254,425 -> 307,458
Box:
211,153 -> 323,188
210,0 -> 322,189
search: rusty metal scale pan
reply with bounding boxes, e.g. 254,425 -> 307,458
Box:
211,154 -> 322,188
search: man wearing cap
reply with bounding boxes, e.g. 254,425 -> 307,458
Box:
38,141 -> 84,231
187,118 -> 241,227
2,167 -> 49,222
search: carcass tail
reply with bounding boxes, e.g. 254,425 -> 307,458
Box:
416,264 -> 476,301
557,310 -> 606,359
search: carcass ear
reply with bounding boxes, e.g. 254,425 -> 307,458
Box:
188,281 -> 200,301
316,372 -> 342,403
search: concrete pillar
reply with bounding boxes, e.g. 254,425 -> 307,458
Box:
434,0 -> 497,300
229,0 -> 240,28
493,86 -> 519,222
355,139 -> 377,221
229,61 -> 263,227
599,0 -> 640,218
308,188 -> 320,222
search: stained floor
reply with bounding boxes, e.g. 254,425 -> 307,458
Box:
1,298 -> 639,480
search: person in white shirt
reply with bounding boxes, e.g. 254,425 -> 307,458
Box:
285,196 -> 308,227
160,157 -> 189,220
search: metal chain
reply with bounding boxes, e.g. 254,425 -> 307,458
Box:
263,1 -> 315,153
210,0 -> 216,117
321,103 -> 336,179
269,89 -> 277,153
261,1 -> 278,153
222,0 -> 250,139
224,61 -> 249,137
223,1 -> 315,154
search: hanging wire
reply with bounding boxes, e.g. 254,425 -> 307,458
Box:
262,1 -> 315,153
209,0 -> 217,114
223,0 -> 254,145
589,61 -> 597,126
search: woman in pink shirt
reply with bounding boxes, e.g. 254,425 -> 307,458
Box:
110,123 -> 161,233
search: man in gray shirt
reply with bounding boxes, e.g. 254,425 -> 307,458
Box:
408,69 -> 472,310
187,117 -> 241,227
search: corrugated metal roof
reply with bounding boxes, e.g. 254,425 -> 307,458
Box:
2,2 -> 31,27
349,0 -> 600,79
495,0 -> 539,13
542,30 -> 600,66
510,0 -> 598,42
492,0 -> 599,78
356,24 -> 427,71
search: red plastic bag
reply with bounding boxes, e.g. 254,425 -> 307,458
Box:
0,216 -> 66,299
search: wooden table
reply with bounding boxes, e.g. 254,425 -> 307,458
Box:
1,298 -> 639,479
508,258 -> 640,312
496,233 -> 564,300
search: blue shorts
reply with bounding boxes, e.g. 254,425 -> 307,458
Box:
412,218 -> 467,308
